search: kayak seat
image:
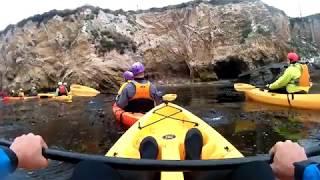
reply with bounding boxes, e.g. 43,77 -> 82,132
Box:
124,99 -> 155,113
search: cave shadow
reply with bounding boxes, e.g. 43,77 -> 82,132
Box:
214,57 -> 249,80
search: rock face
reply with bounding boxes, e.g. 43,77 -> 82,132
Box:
290,14 -> 320,58
139,0 -> 291,82
0,0 -> 317,92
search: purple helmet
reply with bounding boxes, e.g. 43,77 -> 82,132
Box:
130,62 -> 145,76
123,71 -> 134,81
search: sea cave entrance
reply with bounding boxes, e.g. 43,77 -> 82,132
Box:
214,57 -> 249,79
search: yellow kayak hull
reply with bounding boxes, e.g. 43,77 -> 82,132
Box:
38,93 -> 72,102
70,84 -> 100,97
235,83 -> 320,110
106,103 -> 243,180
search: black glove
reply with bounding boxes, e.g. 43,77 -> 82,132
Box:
259,85 -> 269,91
265,84 -> 270,91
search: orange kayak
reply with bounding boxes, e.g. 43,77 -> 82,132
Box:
2,96 -> 39,101
112,103 -> 144,127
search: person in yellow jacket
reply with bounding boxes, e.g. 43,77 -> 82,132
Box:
115,71 -> 134,101
116,62 -> 162,113
117,71 -> 134,95
267,52 -> 311,94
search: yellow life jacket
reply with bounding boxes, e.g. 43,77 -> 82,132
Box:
117,81 -> 131,95
130,81 -> 152,101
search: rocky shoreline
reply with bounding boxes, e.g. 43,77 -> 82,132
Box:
0,0 -> 319,92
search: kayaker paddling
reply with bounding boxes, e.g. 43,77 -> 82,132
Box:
18,88 -> 24,97
116,62 -> 162,113
29,86 -> 38,96
63,82 -> 68,91
10,90 -> 18,97
123,70 -> 134,81
56,82 -> 68,96
115,70 -> 134,101
234,83 -> 320,110
266,52 -> 311,94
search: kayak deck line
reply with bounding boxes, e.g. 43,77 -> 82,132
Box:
138,103 -> 198,129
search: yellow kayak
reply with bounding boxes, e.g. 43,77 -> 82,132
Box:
70,84 -> 100,97
106,102 -> 243,180
234,83 -> 320,110
38,93 -> 72,102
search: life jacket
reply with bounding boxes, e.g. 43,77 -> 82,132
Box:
59,85 -> 66,94
298,64 -> 311,87
129,81 -> 152,101
117,81 -> 130,95
125,81 -> 154,113
287,63 -> 311,93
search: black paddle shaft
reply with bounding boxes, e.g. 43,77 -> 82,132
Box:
1,140 -> 320,171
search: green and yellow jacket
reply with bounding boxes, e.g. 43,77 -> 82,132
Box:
269,63 -> 310,93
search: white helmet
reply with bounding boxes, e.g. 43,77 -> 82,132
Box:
58,82 -> 62,85
32,86 -> 36,89
19,88 -> 23,91
63,82 -> 67,86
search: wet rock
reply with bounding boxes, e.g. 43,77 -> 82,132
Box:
237,62 -> 287,85
239,113 -> 247,118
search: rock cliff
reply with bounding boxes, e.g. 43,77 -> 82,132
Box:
290,14 -> 320,58
0,0 -> 318,92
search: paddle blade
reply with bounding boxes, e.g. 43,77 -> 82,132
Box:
234,83 -> 256,92
38,93 -> 55,99
162,94 -> 177,102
